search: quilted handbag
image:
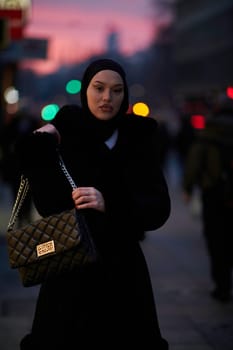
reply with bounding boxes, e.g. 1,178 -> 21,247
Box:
6,155 -> 98,287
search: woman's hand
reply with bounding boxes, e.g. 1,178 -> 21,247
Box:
33,123 -> 61,143
72,187 -> 105,212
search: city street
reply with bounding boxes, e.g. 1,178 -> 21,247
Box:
0,0 -> 233,348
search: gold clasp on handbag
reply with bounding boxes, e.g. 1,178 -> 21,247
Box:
36,240 -> 55,257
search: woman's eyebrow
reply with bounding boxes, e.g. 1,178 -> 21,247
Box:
93,80 -> 123,87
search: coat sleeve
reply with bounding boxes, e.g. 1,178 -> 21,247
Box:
15,132 -> 74,217
103,116 -> 171,236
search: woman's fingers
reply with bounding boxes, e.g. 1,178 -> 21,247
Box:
72,187 -> 105,212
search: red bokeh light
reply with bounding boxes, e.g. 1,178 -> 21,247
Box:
226,86 -> 233,99
190,114 -> 205,129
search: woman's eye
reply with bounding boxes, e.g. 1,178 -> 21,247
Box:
93,85 -> 123,94
95,86 -> 103,91
114,89 -> 123,94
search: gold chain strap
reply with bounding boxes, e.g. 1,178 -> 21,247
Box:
7,175 -> 29,230
7,153 -> 77,231
58,154 -> 77,190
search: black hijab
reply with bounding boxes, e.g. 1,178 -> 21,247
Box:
80,58 -> 129,142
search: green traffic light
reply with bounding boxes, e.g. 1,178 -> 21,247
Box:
66,79 -> 81,94
41,104 -> 60,121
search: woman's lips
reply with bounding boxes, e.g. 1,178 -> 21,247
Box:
100,105 -> 113,112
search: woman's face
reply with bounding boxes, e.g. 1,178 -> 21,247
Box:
86,70 -> 124,120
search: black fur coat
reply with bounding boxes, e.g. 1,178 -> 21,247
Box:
17,105 -> 171,349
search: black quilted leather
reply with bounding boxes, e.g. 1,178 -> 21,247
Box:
6,208 -> 98,287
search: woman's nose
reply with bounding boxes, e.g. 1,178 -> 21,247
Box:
103,89 -> 111,101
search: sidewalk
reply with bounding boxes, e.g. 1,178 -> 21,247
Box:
142,186 -> 233,350
1,180 -> 233,349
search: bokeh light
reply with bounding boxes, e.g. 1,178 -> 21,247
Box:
132,102 -> 150,117
66,80 -> 81,94
41,104 -> 60,121
190,114 -> 205,129
4,86 -> 19,104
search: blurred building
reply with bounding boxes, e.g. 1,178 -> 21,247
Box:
0,1 -> 48,126
173,0 -> 233,96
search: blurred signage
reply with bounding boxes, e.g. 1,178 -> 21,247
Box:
0,9 -> 26,39
0,38 -> 48,61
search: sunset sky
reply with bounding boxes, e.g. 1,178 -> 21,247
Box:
20,0 -> 175,74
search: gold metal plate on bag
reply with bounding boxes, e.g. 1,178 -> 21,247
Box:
36,240 -> 55,257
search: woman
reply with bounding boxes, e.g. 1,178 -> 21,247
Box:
18,58 -> 171,349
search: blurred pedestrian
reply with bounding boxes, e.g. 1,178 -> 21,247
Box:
174,112 -> 196,176
182,103 -> 233,303
157,119 -> 172,171
16,58 -> 171,349
0,109 -> 40,225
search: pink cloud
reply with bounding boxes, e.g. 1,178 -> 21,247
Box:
21,1 -> 171,74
